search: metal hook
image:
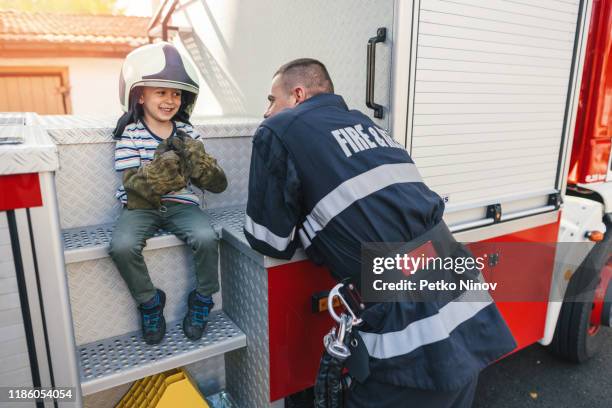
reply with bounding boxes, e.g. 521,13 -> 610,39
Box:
327,283 -> 363,326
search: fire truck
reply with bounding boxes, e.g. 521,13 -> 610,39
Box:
0,0 -> 610,407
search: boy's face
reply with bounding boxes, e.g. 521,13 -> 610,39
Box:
138,87 -> 182,123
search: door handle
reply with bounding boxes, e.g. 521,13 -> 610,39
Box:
366,27 -> 387,119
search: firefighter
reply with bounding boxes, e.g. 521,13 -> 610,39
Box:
244,58 -> 516,407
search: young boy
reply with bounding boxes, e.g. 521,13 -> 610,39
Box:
109,42 -> 227,345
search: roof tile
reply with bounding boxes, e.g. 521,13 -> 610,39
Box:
0,10 -> 149,46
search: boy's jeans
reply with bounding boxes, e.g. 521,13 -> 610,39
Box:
109,202 -> 219,304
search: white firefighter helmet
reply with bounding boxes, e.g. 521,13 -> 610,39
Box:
119,42 -> 200,115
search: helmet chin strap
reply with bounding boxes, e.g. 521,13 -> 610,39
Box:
112,111 -> 137,139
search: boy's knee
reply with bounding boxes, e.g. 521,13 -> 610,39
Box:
109,236 -> 143,259
189,228 -> 218,250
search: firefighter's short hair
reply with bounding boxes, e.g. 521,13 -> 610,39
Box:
274,58 -> 334,94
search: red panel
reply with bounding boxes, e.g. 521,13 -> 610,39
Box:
568,0 -> 612,185
495,301 -> 549,353
267,219 -> 561,399
268,261 -> 337,401
0,173 -> 42,211
590,261 -> 612,327
477,220 -> 561,351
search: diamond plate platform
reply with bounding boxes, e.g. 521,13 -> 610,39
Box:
0,112 -> 35,126
62,207 -> 247,264
78,311 -> 245,396
0,125 -> 58,175
62,224 -> 183,264
63,224 -> 115,250
62,207 -> 245,346
42,114 -> 259,144
221,242 -> 270,408
53,134 -> 253,229
207,206 -> 247,243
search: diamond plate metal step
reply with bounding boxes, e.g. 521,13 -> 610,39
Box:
79,311 -> 246,396
62,206 -> 246,264
62,223 -> 184,264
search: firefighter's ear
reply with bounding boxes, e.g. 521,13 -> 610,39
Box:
293,86 -> 307,105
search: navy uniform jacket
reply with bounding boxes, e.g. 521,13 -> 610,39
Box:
244,93 -> 516,391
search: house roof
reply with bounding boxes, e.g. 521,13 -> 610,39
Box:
0,10 -> 150,57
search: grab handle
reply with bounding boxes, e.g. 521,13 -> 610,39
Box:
366,27 -> 387,119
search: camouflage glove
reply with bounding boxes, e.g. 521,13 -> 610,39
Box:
163,130 -> 228,193
182,136 -> 228,193
155,134 -> 187,174
123,150 -> 187,209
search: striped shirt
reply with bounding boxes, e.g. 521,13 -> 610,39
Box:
115,120 -> 202,206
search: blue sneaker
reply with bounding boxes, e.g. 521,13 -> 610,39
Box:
183,291 -> 214,341
138,289 -> 166,345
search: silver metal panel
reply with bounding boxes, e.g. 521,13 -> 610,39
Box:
61,208 -> 249,402
0,126 -> 58,175
185,354 -> 226,396
454,210 -> 559,242
29,173 -> 84,407
221,242 -> 270,408
62,207 -> 250,344
0,113 -> 25,126
53,133 -> 253,229
14,209 -> 54,392
207,207 -> 247,245
79,311 -> 246,396
176,0 -> 394,127
61,207 -> 237,264
208,206 -> 265,266
67,245 -> 211,345
62,224 -> 116,251
62,225 -> 187,264
41,115 -> 259,144
55,142 -> 121,229
35,114 -> 118,131
199,137 -> 253,210
409,0 -> 581,214
0,212 -> 33,389
207,206 -> 309,267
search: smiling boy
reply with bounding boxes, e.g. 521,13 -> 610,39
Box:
109,42 -> 227,345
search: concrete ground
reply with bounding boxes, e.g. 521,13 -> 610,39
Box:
473,328 -> 612,408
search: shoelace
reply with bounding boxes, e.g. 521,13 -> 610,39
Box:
142,309 -> 162,332
189,303 -> 211,328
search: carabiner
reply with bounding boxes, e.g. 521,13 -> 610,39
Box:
327,283 -> 363,326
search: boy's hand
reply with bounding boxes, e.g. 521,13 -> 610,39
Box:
145,150 -> 187,195
181,136 -> 228,193
122,150 -> 187,210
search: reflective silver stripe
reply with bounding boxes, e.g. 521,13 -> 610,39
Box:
298,228 -> 312,249
244,215 -> 295,252
359,300 -> 492,359
303,218 -> 317,240
307,163 -> 422,233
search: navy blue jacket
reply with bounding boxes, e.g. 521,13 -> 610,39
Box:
245,93 -> 516,390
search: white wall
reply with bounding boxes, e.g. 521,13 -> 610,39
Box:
172,0 -> 394,126
0,58 -> 124,116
